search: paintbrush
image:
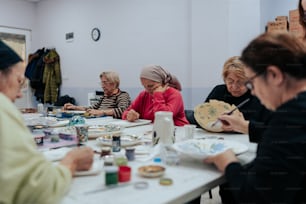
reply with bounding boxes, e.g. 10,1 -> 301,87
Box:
211,98 -> 250,127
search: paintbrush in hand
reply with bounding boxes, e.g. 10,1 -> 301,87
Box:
211,98 -> 250,127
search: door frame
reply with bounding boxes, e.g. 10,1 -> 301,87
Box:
0,26 -> 33,108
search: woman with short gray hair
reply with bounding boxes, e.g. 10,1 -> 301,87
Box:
64,71 -> 131,118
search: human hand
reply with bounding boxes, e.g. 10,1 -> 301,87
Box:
218,112 -> 249,134
204,149 -> 238,172
63,103 -> 75,110
60,146 -> 94,174
87,109 -> 104,117
126,109 -> 139,122
153,84 -> 168,93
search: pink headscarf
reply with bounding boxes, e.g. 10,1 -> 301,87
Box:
140,65 -> 182,91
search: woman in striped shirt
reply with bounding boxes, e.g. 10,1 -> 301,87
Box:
64,71 -> 131,118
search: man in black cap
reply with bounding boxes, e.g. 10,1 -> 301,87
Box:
0,39 -> 94,204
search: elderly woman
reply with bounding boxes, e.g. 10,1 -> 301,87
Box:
206,33 -> 306,204
64,71 -> 131,118
122,65 -> 189,126
205,56 -> 267,121
0,40 -> 94,204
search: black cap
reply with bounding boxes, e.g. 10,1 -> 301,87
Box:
0,40 -> 22,70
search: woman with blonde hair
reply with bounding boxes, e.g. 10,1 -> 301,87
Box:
204,56 -> 267,122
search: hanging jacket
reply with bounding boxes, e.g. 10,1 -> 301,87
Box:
43,49 -> 61,104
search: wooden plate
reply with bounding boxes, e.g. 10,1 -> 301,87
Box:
138,165 -> 165,178
194,100 -> 240,132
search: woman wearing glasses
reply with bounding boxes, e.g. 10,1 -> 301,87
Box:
217,0 -> 306,136
204,56 -> 267,122
206,32 -> 306,204
64,71 -> 131,118
197,56 -> 269,204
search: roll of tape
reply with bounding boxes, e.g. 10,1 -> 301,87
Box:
134,181 -> 149,189
159,178 -> 173,186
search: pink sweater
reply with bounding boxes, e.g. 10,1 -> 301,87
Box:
122,87 -> 189,126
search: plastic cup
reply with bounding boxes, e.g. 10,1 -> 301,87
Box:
184,124 -> 196,139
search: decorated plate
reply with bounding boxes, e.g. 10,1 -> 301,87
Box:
172,139 -> 248,160
138,165 -> 165,178
54,125 -> 122,139
96,134 -> 142,147
87,125 -> 122,139
194,100 -> 240,132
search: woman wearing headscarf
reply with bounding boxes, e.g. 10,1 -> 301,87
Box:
122,65 -> 189,126
0,40 -> 94,204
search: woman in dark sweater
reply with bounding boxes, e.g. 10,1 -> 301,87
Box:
206,32 -> 306,204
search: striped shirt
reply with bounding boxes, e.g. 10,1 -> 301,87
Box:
90,90 -> 131,118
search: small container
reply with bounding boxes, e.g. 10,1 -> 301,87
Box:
55,108 -> 62,118
114,154 -> 128,166
125,147 -> 135,161
75,124 -> 89,145
103,155 -> 115,166
100,147 -> 111,158
69,115 -> 85,126
112,135 -> 121,152
118,166 -> 131,182
104,166 -> 118,186
37,103 -> 44,114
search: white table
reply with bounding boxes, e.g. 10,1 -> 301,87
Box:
59,123 -> 257,204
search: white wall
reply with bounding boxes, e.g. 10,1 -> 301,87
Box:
0,0 -> 300,109
0,0 -> 36,30
260,0 -> 299,33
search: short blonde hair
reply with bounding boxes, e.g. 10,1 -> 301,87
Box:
222,56 -> 247,82
99,71 -> 120,88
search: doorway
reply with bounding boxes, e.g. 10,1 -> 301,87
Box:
0,26 -> 33,108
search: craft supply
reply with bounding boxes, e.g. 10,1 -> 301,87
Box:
37,103 -> 44,114
159,177 -> 173,186
50,135 -> 60,143
103,155 -> 115,166
134,181 -> 149,189
125,147 -> 135,161
211,98 -> 250,127
100,147 -> 111,158
75,124 -> 89,145
112,135 -> 121,152
104,166 -> 118,186
118,166 -> 131,182
114,155 -> 128,166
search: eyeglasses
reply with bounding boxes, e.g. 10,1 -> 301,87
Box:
244,71 -> 265,90
99,80 -> 112,85
225,79 -> 245,88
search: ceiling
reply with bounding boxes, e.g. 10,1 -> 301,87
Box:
20,0 -> 43,2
